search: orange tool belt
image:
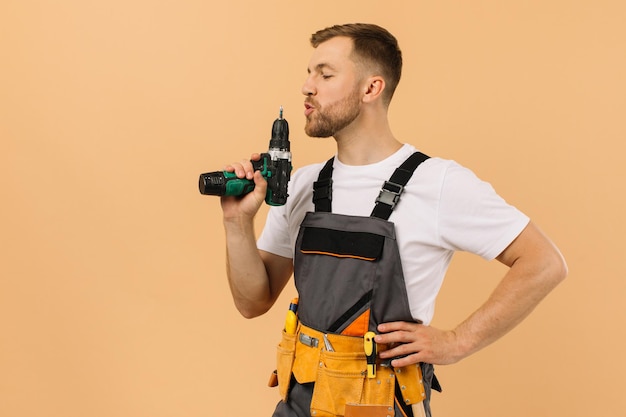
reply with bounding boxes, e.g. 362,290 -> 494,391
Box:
271,323 -> 426,417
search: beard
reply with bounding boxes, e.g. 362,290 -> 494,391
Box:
304,89 -> 362,138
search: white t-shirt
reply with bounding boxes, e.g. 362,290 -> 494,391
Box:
257,144 -> 529,324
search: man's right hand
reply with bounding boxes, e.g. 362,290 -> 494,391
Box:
220,153 -> 268,221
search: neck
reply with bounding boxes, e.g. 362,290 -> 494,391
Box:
333,109 -> 402,166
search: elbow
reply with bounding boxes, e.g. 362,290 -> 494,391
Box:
238,308 -> 264,320
235,301 -> 272,320
547,248 -> 568,288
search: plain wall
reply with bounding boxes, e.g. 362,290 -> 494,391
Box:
2,1 -> 625,416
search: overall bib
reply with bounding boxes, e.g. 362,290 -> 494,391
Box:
272,152 -> 439,417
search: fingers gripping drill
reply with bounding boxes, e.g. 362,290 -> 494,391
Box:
198,107 -> 292,206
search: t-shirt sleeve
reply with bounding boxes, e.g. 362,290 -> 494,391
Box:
257,204 -> 294,258
437,162 -> 530,260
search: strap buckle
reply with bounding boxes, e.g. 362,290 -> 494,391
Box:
375,181 -> 404,209
313,178 -> 333,202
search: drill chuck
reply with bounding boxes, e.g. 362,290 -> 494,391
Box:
269,107 -> 290,151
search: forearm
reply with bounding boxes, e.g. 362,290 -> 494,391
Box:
223,216 -> 273,318
453,255 -> 566,360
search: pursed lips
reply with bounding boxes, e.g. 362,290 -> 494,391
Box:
304,101 -> 316,117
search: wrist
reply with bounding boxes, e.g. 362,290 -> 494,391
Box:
223,214 -> 255,233
450,326 -> 479,362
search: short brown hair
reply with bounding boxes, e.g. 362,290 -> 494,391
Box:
310,23 -> 403,104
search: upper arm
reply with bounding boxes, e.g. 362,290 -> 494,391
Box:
496,222 -> 568,282
259,249 -> 294,305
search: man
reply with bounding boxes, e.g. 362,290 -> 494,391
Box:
220,23 -> 567,417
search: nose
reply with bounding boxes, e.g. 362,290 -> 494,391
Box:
301,74 -> 315,96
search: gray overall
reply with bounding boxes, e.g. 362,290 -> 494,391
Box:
272,152 -> 440,417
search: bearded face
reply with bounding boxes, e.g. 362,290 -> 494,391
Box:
304,87 -> 362,138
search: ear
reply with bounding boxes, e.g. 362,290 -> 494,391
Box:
362,76 -> 386,103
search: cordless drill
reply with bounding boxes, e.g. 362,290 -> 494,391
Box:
198,107 -> 292,206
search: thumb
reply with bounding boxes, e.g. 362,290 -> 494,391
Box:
252,170 -> 268,201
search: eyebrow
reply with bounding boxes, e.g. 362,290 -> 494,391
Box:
307,62 -> 337,74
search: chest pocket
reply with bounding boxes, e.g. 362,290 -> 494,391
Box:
300,227 -> 384,261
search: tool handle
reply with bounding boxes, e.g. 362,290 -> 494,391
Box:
412,402 -> 427,417
284,298 -> 299,334
363,331 -> 377,378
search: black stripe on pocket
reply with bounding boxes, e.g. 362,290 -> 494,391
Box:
300,227 -> 384,261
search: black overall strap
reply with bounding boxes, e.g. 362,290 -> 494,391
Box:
313,157 -> 334,212
371,152 -> 430,220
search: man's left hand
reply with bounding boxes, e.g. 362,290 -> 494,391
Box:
375,321 -> 463,366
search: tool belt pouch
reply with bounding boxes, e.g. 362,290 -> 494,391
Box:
394,363 -> 427,406
310,350 -> 395,417
274,330 -> 297,401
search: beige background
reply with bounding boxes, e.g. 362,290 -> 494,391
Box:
2,1 -> 625,416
